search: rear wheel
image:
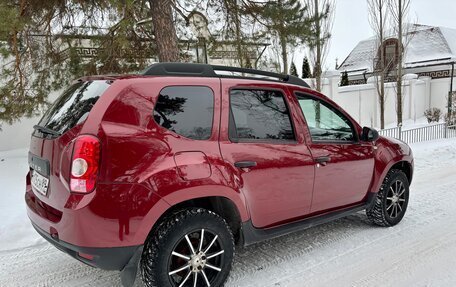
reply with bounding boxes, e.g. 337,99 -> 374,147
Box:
141,208 -> 234,287
367,169 -> 410,226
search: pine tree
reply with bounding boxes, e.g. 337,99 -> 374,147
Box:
290,62 -> 298,76
0,0 -> 180,127
340,71 -> 349,86
250,0 -> 312,73
301,57 -> 311,78
149,0 -> 180,62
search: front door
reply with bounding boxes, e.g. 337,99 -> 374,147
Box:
218,80 -> 315,228
295,93 -> 375,213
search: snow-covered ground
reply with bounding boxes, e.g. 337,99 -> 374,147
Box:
1,138 -> 456,286
0,148 -> 45,251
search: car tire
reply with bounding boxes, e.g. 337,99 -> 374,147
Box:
366,169 -> 410,227
141,208 -> 235,287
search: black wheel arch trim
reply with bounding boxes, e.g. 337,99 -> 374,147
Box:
367,159 -> 413,210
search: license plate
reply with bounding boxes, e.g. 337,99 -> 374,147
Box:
31,171 -> 49,196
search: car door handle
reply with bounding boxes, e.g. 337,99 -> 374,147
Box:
234,161 -> 257,168
315,156 -> 331,166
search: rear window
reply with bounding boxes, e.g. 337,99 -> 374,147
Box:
229,89 -> 295,142
37,80 -> 111,135
153,86 -> 214,140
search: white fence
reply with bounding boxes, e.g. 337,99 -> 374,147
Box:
315,73 -> 454,130
379,123 -> 456,143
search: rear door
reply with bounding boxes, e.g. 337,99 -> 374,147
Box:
293,91 -> 375,213
218,79 -> 315,228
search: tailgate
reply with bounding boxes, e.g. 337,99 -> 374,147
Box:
28,132 -> 75,212
28,80 -> 111,211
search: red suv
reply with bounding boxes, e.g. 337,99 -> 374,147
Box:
26,63 -> 413,287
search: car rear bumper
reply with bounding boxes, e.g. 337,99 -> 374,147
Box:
31,221 -> 141,271
25,172 -> 168,248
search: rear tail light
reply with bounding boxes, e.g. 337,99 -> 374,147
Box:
70,135 -> 101,193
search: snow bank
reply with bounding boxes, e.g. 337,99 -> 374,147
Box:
0,148 -> 44,251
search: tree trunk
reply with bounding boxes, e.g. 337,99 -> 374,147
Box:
149,0 -> 180,62
232,0 -> 244,67
313,0 -> 322,124
396,0 -> 403,126
380,74 -> 385,129
280,33 -> 288,74
314,0 -> 322,92
379,0 -> 385,129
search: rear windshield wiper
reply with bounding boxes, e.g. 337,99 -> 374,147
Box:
33,125 -> 61,137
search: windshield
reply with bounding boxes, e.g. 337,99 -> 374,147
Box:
37,80 -> 111,136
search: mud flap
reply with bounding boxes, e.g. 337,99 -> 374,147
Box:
120,245 -> 144,287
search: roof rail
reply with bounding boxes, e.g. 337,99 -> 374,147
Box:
142,62 -> 310,88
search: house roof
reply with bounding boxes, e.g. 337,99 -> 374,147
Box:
338,24 -> 456,74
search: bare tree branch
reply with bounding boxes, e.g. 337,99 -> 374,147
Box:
368,0 -> 389,129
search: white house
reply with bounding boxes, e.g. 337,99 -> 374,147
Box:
315,24 -> 456,128
338,24 -> 456,87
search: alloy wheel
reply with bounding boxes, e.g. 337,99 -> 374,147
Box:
386,180 -> 407,218
168,229 -> 225,287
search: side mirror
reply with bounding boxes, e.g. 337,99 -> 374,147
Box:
361,127 -> 379,142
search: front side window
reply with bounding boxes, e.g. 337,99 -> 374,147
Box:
229,89 -> 295,142
153,86 -> 214,140
296,94 -> 355,142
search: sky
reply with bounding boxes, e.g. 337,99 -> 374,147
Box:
317,0 -> 456,71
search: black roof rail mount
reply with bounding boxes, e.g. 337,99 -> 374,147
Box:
142,62 -> 310,88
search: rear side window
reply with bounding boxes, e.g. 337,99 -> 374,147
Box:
38,80 -> 111,135
153,86 -> 214,140
229,89 -> 295,142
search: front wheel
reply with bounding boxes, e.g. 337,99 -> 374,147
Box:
367,169 -> 410,226
141,208 -> 234,287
